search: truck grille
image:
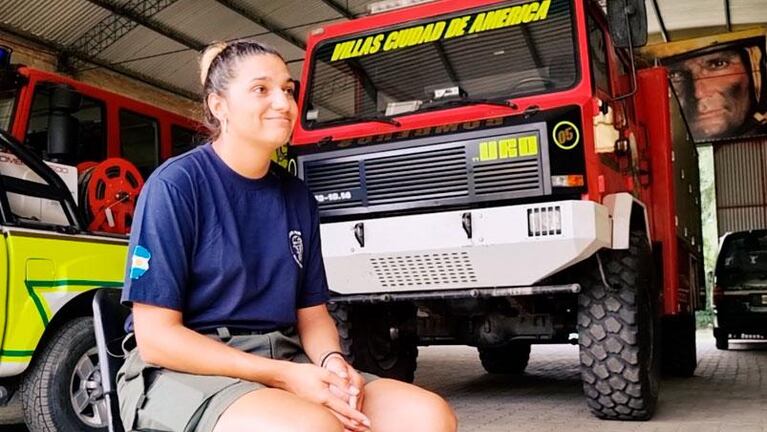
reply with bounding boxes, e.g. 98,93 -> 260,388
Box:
365,147 -> 468,205
300,128 -> 548,216
474,158 -> 540,195
371,252 -> 478,288
304,161 -> 362,210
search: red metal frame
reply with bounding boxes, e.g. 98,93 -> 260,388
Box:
9,66 -> 201,164
636,68 -> 682,315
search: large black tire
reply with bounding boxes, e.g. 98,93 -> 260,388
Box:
329,302 -> 418,382
577,231 -> 660,420
478,342 -> 531,374
661,313 -> 697,377
21,317 -> 108,432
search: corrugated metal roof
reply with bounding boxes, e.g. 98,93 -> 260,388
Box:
0,0 -> 108,46
127,49 -> 202,92
155,0 -> 268,44
100,28 -> 186,64
1,0 -> 767,100
248,0 -> 340,27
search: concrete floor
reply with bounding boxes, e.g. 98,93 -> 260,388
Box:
413,330 -> 767,432
8,330 -> 767,432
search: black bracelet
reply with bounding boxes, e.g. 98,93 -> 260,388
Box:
320,350 -> 345,368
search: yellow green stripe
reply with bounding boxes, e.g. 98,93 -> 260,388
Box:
0,350 -> 34,357
24,279 -> 123,326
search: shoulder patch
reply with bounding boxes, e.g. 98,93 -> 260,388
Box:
129,245 -> 151,280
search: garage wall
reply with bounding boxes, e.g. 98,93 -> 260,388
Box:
714,137 -> 767,234
0,31 -> 200,120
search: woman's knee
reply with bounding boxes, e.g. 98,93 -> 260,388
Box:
212,388 -> 344,432
364,379 -> 457,432
410,389 -> 457,432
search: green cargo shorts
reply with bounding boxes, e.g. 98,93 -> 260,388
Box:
116,327 -> 376,432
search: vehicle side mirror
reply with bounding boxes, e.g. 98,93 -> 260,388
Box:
47,84 -> 81,163
607,0 -> 648,49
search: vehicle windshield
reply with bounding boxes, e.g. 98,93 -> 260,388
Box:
0,87 -> 17,133
716,231 -> 767,287
304,0 -> 578,128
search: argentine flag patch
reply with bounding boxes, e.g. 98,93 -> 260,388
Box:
129,245 -> 151,280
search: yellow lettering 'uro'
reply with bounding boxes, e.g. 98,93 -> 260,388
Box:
477,136 -> 538,162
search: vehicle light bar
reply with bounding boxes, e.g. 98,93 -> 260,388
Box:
367,0 -> 437,15
527,206 -> 562,237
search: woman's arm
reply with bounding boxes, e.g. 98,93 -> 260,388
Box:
296,304 -> 343,364
133,302 -> 283,384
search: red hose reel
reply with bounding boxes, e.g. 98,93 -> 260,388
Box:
78,158 -> 144,234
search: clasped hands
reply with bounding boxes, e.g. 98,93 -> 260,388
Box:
279,352 -> 370,431
323,354 -> 370,432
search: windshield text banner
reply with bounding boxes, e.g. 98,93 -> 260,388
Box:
330,0 -> 552,62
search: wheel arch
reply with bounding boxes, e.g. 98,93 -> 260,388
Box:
30,288 -> 107,365
603,192 -> 651,250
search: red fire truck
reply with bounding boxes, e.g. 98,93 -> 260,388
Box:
291,0 -> 704,420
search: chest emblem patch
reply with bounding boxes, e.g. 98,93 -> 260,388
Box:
289,230 -> 304,268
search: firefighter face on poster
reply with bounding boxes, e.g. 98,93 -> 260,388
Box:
664,38 -> 767,141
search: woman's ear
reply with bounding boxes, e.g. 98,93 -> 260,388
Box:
207,92 -> 228,125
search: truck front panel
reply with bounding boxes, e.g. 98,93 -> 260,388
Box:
321,199 -> 610,294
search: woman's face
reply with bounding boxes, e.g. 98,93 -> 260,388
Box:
222,53 -> 297,150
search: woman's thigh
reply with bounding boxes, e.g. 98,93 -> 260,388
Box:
211,388 -> 344,432
363,379 -> 457,432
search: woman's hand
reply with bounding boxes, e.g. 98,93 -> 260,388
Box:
324,356 -> 366,410
324,355 -> 368,432
276,362 -> 370,431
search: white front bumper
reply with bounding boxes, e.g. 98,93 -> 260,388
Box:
321,200 -> 612,295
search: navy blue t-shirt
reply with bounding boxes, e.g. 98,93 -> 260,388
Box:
122,143 -> 329,332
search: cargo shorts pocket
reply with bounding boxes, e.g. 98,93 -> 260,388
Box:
135,370 -> 241,432
116,349 -> 154,431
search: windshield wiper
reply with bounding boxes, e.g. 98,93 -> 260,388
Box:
420,97 -> 518,111
341,114 -> 401,127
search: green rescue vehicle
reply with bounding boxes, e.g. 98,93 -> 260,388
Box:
0,46 -> 200,432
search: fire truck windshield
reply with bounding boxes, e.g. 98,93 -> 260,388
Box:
304,0 -> 577,129
0,87 -> 16,133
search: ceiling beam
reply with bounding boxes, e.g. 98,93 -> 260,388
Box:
85,0 -> 206,51
650,0 -> 670,43
214,0 -> 306,50
68,0 -> 180,62
0,24 -> 198,100
319,0 -> 356,19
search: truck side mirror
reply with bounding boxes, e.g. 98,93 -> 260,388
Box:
47,84 -> 81,163
607,0 -> 648,49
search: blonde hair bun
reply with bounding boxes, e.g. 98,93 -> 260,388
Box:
199,42 -> 228,86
